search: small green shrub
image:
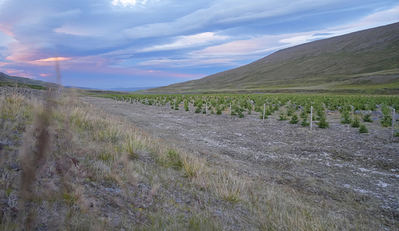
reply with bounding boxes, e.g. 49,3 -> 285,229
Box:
316,108 -> 324,121
195,106 -> 201,113
184,100 -> 189,111
287,107 -> 295,116
362,113 -> 372,122
279,113 -> 287,121
301,117 -> 309,127
166,149 -> 183,170
351,116 -> 360,128
359,124 -> 368,133
318,115 -> 329,128
300,110 -> 307,119
381,114 -> 392,127
381,105 -> 392,127
289,114 -> 298,124
216,107 -> 222,115
341,110 -> 352,124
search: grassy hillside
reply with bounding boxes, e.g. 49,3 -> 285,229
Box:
144,22 -> 399,94
0,72 -> 57,90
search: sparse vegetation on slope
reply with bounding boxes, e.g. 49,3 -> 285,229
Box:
143,22 -> 399,94
0,72 -> 54,90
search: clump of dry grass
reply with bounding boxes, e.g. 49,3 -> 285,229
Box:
182,155 -> 205,178
124,135 -> 139,159
211,170 -> 246,203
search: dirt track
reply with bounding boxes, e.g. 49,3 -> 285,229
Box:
84,96 -> 399,225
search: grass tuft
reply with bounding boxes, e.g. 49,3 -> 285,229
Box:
212,171 -> 246,203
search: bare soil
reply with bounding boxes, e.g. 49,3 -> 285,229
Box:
84,96 -> 399,227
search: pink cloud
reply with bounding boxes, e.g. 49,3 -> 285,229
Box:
76,64 -> 202,79
5,42 -> 72,67
29,57 -> 73,66
55,55 -> 202,79
5,43 -> 42,63
0,62 -> 9,67
2,36 -> 200,80
5,69 -> 34,78
0,23 -> 14,37
39,73 -> 50,77
35,57 -> 72,62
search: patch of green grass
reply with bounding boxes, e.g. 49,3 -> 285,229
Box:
98,152 -> 114,163
163,149 -> 183,170
0,81 -> 47,90
359,124 -> 369,133
62,192 -> 78,206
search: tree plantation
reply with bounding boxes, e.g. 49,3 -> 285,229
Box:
103,93 -> 399,135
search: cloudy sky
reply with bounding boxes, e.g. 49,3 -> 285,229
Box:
0,0 -> 398,89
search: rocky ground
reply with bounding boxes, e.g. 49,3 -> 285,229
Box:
84,96 -> 399,228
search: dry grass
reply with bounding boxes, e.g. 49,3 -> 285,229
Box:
0,89 -> 388,230
211,170 -> 246,203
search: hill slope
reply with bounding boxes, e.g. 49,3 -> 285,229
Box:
145,22 -> 399,94
0,72 -> 56,89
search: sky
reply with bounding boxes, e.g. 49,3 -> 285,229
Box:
0,0 -> 399,89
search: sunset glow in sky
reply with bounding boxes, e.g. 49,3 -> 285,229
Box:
0,0 -> 399,89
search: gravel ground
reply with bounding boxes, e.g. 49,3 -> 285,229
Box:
0,87 -> 45,98
84,96 -> 399,227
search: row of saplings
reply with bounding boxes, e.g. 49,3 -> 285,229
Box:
271,104 -> 371,134
122,96 -> 397,135
172,98 -> 381,134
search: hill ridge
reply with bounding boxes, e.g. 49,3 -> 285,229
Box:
144,22 -> 399,94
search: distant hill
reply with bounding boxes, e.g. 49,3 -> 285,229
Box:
144,22 -> 399,94
0,72 -> 57,89
108,87 -> 155,92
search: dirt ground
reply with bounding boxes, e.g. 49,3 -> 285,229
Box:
84,96 -> 399,227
